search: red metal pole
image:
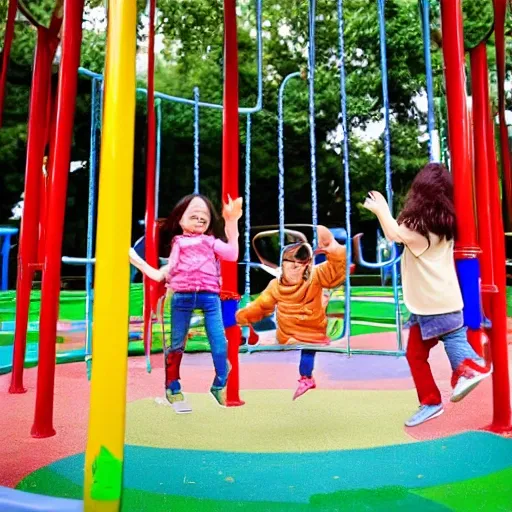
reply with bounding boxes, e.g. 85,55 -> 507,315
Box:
143,0 -> 158,372
38,157 -> 48,264
38,94 -> 57,264
440,1 -> 486,354
31,0 -> 85,438
0,0 -> 18,128
440,0 -> 478,249
9,28 -> 54,394
222,0 -> 243,407
493,0 -> 512,229
470,44 -> 495,292
485,74 -> 512,434
468,43 -> 494,361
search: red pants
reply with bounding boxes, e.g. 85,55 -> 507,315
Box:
406,324 -> 442,405
165,351 -> 183,388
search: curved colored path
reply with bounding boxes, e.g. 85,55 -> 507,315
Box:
17,428 -> 512,511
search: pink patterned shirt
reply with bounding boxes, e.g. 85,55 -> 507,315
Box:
167,234 -> 238,293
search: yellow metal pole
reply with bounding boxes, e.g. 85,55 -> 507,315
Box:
83,0 -> 136,509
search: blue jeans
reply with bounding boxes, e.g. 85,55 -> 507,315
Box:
299,350 -> 316,378
406,312 -> 481,371
439,326 -> 481,371
166,292 -> 228,393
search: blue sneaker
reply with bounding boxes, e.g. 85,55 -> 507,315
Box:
405,404 -> 444,427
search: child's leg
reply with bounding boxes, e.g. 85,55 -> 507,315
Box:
440,327 -> 483,371
166,293 -> 194,394
404,325 -> 444,427
293,349 -> 317,400
200,294 -> 228,404
405,325 -> 441,406
299,350 -> 316,378
440,327 -> 491,402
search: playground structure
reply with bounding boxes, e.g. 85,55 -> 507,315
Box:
0,0 -> 511,510
1,0 -> 410,377
0,226 -> 18,291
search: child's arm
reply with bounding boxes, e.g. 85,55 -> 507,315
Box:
236,281 -> 278,326
363,191 -> 428,256
214,196 -> 243,261
213,221 -> 239,261
314,226 -> 347,289
129,248 -> 167,282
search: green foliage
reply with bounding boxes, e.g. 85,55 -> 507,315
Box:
151,0 -> 433,237
462,0 -> 494,50
18,0 -> 60,28
0,0 -> 507,282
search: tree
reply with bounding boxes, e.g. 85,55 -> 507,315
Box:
2,0 -> 506,285
153,0 -> 434,236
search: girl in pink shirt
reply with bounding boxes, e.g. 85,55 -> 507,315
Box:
130,194 -> 242,413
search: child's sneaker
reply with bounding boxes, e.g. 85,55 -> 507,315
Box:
165,390 -> 192,414
293,376 -> 316,400
405,404 -> 444,427
451,362 -> 492,403
210,386 -> 227,407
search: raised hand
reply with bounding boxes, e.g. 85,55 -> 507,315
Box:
363,191 -> 389,215
315,225 -> 336,253
222,195 -> 243,222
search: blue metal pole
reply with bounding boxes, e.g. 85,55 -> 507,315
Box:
1,234 -> 10,291
420,0 -> 436,162
85,78 -> 100,380
0,227 -> 17,291
244,114 -> 252,299
193,87 -> 200,194
308,0 -> 318,248
338,0 -> 352,353
278,72 -> 301,249
377,0 -> 402,351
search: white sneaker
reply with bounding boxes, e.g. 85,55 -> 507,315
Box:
164,390 -> 192,413
451,368 -> 492,403
405,404 -> 444,427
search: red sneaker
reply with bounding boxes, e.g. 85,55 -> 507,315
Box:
293,376 -> 316,400
451,359 -> 492,403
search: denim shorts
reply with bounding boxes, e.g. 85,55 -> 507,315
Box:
405,311 -> 464,341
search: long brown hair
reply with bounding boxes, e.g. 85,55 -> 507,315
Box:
397,163 -> 457,241
158,194 -> 224,256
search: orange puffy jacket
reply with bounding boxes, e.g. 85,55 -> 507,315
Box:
236,245 -> 346,345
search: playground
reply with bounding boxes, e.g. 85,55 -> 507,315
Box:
1,0 -> 512,511
2,345 -> 512,511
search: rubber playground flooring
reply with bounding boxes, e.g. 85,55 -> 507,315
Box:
2,345 -> 512,512
2,286 -> 512,510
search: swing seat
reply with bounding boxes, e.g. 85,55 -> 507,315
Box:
243,225 -> 356,345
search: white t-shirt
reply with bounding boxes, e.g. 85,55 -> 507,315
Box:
401,233 -> 463,315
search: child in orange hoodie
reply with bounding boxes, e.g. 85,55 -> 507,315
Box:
236,225 -> 346,400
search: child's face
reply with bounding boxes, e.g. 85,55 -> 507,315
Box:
281,259 -> 309,285
179,197 -> 211,235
